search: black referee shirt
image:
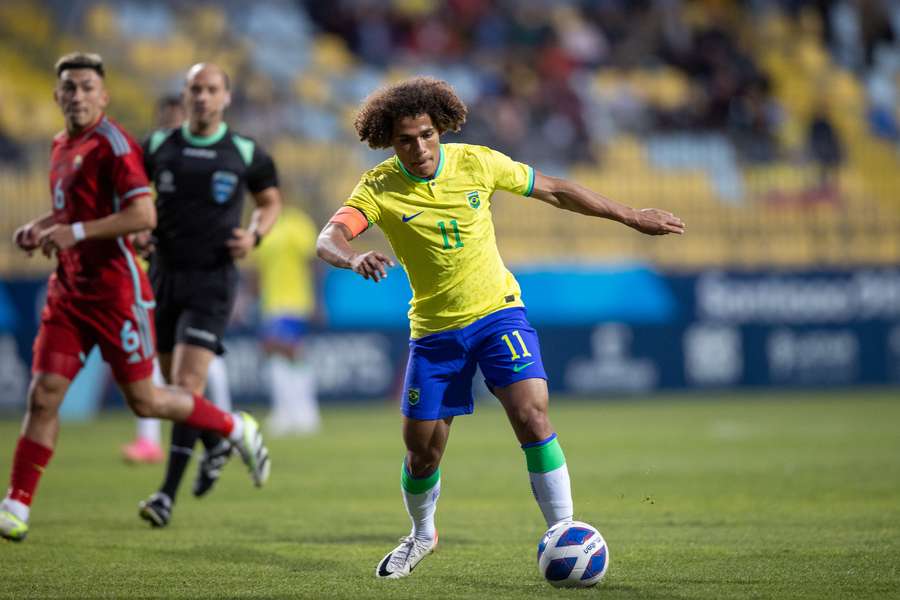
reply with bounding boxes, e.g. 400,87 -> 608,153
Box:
143,122 -> 278,269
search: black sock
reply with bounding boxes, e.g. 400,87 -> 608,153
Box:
159,423 -> 202,502
199,430 -> 224,452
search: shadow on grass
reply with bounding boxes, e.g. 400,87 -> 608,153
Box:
264,532 -> 480,546
144,544 -> 338,573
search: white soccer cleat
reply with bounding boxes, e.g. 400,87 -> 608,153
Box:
375,531 -> 438,579
232,412 -> 270,487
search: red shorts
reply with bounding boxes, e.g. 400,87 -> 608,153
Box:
32,293 -> 156,384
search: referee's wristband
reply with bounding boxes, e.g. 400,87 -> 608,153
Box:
253,230 -> 262,247
72,222 -> 86,242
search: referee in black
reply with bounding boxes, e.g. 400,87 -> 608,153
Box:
137,63 -> 281,527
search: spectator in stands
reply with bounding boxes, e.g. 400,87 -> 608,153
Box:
729,75 -> 783,163
0,126 -> 26,167
154,94 -> 185,130
807,101 -> 845,187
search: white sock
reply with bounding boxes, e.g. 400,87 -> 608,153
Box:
402,471 -> 440,543
290,361 -> 320,431
1,497 -> 30,523
136,418 -> 161,444
529,464 -> 574,526
228,412 -> 245,442
206,356 -> 232,412
267,355 -> 294,421
151,358 -> 166,386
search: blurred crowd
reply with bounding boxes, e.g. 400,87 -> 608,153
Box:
1,1 -> 899,171
300,0 -> 900,169
2,0 -> 900,271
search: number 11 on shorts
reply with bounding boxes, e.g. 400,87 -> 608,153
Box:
501,330 -> 532,360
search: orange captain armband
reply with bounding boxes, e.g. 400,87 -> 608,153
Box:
329,206 -> 369,238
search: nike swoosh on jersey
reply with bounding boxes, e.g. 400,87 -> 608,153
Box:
512,361 -> 535,373
402,211 -> 424,223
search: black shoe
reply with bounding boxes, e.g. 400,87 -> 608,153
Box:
138,492 -> 172,528
193,439 -> 233,497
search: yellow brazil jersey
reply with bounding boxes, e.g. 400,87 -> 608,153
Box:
254,207 -> 318,318
345,143 -> 535,338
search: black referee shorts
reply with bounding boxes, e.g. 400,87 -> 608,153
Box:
151,263 -> 238,356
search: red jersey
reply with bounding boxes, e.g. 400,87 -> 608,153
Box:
48,115 -> 153,305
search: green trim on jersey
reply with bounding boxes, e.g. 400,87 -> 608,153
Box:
525,166 -> 535,197
523,437 -> 566,473
401,462 -> 441,495
396,145 -> 445,183
148,129 -> 175,155
231,134 -> 256,166
344,143 -> 531,338
181,122 -> 228,146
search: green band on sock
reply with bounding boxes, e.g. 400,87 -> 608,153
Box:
523,437 -> 566,473
401,462 -> 441,495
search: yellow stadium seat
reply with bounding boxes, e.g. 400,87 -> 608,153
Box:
84,4 -> 120,39
311,35 -> 356,75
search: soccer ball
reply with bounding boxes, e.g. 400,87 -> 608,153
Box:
537,521 -> 609,588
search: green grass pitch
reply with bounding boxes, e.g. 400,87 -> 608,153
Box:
1,391 -> 899,599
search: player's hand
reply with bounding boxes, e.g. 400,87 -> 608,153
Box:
226,227 -> 255,259
629,208 -> 686,236
13,222 -> 42,256
131,230 -> 156,258
350,251 -> 395,283
38,224 -> 77,257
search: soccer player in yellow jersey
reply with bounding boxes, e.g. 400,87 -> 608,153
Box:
253,207 -> 320,435
316,77 -> 685,579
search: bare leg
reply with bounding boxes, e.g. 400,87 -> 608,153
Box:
376,415 -> 451,577
401,416 -> 452,538
119,377 -> 197,421
492,377 -> 554,444
156,343 -> 220,504
169,344 -> 215,395
402,416 -> 453,476
125,359 -> 166,463
21,373 -> 72,448
493,378 -> 572,526
1,373 -> 72,533
157,352 -> 173,384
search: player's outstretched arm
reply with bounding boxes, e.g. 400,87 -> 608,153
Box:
530,172 -> 686,236
37,194 -> 156,256
316,220 -> 394,283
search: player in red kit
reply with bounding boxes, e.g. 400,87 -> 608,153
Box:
0,53 -> 270,543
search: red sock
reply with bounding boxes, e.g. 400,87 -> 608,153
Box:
8,437 -> 54,506
183,394 -> 234,437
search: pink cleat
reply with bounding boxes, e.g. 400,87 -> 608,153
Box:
122,437 -> 165,464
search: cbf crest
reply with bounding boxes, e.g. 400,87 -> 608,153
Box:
466,190 -> 481,209
211,170 -> 239,204
407,388 -> 420,405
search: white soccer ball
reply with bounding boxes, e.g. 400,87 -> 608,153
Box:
537,521 -> 609,588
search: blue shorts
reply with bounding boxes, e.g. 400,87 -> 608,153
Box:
402,307 -> 548,420
260,316 -> 309,346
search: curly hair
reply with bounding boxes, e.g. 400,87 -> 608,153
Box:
354,77 -> 468,149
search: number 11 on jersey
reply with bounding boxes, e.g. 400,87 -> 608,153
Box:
438,219 -> 464,249
501,330 -> 532,360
